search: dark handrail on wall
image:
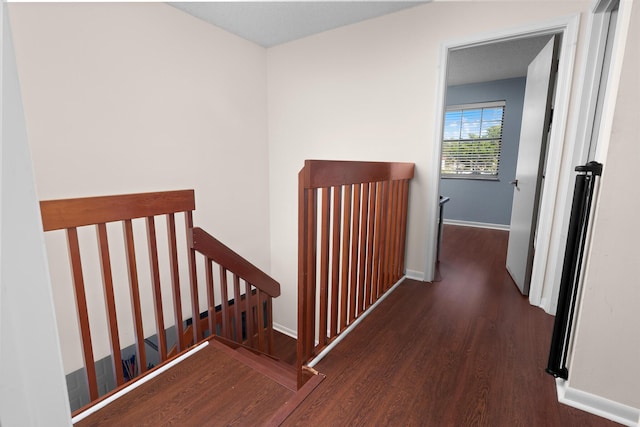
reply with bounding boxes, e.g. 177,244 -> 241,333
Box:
546,161 -> 603,379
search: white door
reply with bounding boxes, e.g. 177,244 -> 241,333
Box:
506,36 -> 559,295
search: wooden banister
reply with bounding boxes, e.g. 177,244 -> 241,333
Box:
190,227 -> 281,298
40,189 -> 281,413
41,190 -> 195,231
189,226 -> 280,354
301,160 -> 415,188
297,160 -> 414,387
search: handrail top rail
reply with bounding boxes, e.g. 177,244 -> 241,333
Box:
40,189 -> 195,231
300,160 -> 415,189
190,227 -> 281,298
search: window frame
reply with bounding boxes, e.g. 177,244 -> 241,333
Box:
440,100 -> 506,180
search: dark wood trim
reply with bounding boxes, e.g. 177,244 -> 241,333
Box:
96,223 -> 125,387
339,184 -> 352,332
265,373 -> 326,426
145,216 -> 167,361
205,259 -> 216,339
185,211 -> 201,344
166,213 -> 185,353
40,189 -> 195,231
301,160 -> 415,188
348,184 -> 361,324
123,219 -> 147,375
67,227 -> 99,401
319,187 -> 330,347
296,170 -> 308,388
330,185 -> 342,338
233,274 -> 242,343
190,227 -> 280,298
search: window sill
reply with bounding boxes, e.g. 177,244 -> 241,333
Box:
441,175 -> 499,181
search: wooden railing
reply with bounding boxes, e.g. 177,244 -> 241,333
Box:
190,226 -> 280,353
40,190 -> 280,411
297,160 -> 415,387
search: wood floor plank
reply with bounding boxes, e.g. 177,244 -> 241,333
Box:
284,225 -> 618,426
76,342 -> 294,426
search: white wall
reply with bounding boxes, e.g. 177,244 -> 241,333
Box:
8,3 -> 270,374
266,1 -> 591,333
569,0 -> 640,409
0,4 -> 71,425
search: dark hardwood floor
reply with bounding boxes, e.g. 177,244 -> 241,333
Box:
284,225 -> 618,426
76,339 -> 296,426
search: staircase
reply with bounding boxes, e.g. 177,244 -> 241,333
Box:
39,190 -> 324,425
74,337 -> 323,426
41,159 -> 415,424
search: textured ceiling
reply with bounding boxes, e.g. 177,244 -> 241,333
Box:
169,2 -> 428,48
448,35 -> 555,86
169,2 -> 555,86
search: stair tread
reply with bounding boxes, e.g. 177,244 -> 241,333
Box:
235,347 -> 297,373
210,339 -> 297,391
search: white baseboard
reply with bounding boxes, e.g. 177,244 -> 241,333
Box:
443,219 -> 510,231
405,269 -> 425,281
556,379 -> 640,426
273,323 -> 297,339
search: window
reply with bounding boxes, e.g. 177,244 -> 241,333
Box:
441,101 -> 505,179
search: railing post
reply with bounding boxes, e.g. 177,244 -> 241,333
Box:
297,168 -> 309,388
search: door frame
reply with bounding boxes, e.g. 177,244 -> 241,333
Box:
424,14 -> 581,313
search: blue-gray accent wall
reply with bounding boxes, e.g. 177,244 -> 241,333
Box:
440,77 -> 526,226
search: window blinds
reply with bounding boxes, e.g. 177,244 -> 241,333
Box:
441,101 -> 505,178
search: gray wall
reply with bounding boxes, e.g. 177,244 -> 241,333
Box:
440,77 -> 526,226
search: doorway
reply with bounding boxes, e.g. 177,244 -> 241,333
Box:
437,34 -> 560,295
424,15 -> 582,312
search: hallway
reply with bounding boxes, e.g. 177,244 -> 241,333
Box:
285,225 -> 617,426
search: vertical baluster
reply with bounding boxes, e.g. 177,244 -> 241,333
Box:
319,187 -> 330,346
185,210 -> 201,345
330,185 -> 342,339
381,183 -> 390,291
376,181 -> 389,298
384,181 -> 394,291
205,258 -> 216,337
399,180 -> 410,277
349,184 -> 361,324
123,219 -> 146,375
166,213 -> 184,354
306,189 -> 317,353
386,181 -> 398,289
297,174 -> 308,387
393,181 -> 403,283
67,227 -> 99,400
357,183 -> 369,315
96,223 -> 125,387
233,274 -> 242,343
219,267 -> 230,338
245,282 -> 255,347
364,183 -> 377,310
340,185 -> 352,332
257,289 -> 266,352
146,216 -> 167,361
388,181 -> 399,285
394,182 -> 402,281
266,296 -> 274,354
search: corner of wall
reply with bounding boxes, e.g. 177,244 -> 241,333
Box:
555,379 -> 640,426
